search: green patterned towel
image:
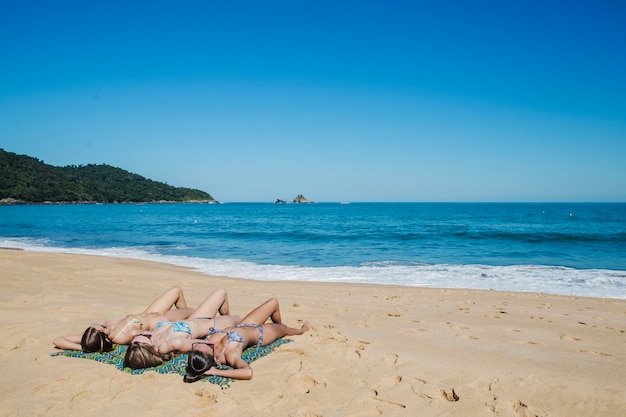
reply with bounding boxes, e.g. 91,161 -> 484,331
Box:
51,338 -> 292,389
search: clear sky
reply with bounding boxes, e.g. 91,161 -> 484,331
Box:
1,1 -> 625,202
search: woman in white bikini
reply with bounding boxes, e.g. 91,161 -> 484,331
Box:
53,286 -> 232,353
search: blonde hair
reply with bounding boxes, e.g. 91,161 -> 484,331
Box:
123,342 -> 168,369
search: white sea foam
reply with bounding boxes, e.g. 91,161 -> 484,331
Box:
2,238 -> 624,299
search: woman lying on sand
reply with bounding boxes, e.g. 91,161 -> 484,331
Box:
53,286 -> 231,352
183,297 -> 310,381
123,300 -> 243,369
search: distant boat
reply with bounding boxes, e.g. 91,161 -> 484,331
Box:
340,201 -> 351,205
275,198 -> 287,204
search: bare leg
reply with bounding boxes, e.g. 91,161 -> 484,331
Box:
189,288 -> 230,318
163,308 -> 195,321
240,298 -> 283,325
142,286 -> 188,314
258,321 -> 311,347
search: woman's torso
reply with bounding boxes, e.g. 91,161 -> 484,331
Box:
106,312 -> 166,344
207,324 -> 260,355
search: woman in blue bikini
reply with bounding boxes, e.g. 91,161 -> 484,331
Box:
123,298 -> 242,369
53,286 -> 232,353
183,297 -> 311,381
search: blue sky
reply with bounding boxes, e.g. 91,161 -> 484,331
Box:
1,1 -> 625,202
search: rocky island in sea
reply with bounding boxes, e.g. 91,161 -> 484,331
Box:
292,194 -> 314,204
274,195 -> 314,204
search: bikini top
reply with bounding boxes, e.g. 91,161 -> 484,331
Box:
153,320 -> 192,335
109,316 -> 143,343
207,328 -> 244,343
207,324 -> 263,366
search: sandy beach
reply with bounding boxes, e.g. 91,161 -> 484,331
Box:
0,249 -> 624,417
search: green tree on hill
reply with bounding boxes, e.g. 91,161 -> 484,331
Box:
0,149 -> 215,203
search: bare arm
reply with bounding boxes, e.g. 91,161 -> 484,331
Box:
205,355 -> 254,380
52,335 -> 82,350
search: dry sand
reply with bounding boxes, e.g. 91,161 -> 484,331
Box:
0,249 -> 624,417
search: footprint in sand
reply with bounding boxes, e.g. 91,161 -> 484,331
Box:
410,382 -> 435,402
383,352 -> 399,367
193,390 -> 218,406
371,375 -> 406,407
455,305 -> 471,313
287,373 -> 327,394
354,340 -> 369,358
560,334 -> 584,342
317,326 -> 348,344
371,375 -> 402,392
400,327 -> 432,335
372,397 -> 407,409
441,388 -> 459,402
485,398 -> 539,417
511,400 -> 540,417
411,377 -> 427,386
71,390 -> 91,401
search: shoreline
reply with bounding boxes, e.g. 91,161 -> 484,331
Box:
1,244 -> 623,300
1,249 -> 624,416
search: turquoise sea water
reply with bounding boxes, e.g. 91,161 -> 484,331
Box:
1,203 -> 625,299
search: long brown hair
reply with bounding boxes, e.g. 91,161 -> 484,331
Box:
81,326 -> 114,353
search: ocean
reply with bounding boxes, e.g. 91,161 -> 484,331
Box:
1,202 -> 625,299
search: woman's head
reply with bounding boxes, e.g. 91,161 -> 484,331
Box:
183,343 -> 216,383
123,335 -> 165,369
81,325 -> 114,352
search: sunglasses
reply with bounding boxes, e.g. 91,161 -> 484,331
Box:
191,342 -> 214,352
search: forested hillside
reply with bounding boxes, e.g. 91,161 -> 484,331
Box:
0,149 -> 215,203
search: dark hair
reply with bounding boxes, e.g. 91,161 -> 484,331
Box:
183,350 -> 216,383
123,342 -> 166,369
81,326 -> 114,353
